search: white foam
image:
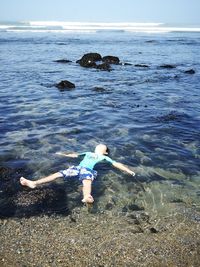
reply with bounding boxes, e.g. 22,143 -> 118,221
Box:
1,21 -> 200,33
28,21 -> 163,27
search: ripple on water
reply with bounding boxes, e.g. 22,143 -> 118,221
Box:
0,31 -> 200,220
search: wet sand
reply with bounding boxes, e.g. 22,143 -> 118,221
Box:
0,205 -> 199,267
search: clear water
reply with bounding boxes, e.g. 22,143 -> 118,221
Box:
0,30 -> 200,217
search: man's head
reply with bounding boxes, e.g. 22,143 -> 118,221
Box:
95,144 -> 109,155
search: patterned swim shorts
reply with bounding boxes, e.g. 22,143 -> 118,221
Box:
59,166 -> 97,182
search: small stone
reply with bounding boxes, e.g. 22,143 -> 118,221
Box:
149,227 -> 159,233
184,69 -> 195,74
135,64 -> 149,68
3,219 -> 8,225
56,80 -> 75,90
160,64 -> 176,69
54,59 -> 72,63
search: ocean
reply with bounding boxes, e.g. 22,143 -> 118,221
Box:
0,21 -> 200,218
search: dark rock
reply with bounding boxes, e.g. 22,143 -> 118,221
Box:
92,87 -> 107,92
149,227 -> 159,233
146,40 -> 156,43
105,202 -> 114,210
76,53 -> 102,68
96,62 -> 111,71
78,60 -> 97,68
160,64 -> 176,69
69,214 -> 77,223
170,198 -> 184,203
135,64 -> 149,68
54,59 -> 72,63
102,55 -> 120,65
184,69 -> 195,74
56,80 -> 75,90
126,211 -> 150,225
129,204 -> 144,211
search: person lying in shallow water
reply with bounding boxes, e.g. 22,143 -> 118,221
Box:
20,144 -> 135,204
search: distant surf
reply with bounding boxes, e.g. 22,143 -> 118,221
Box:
1,21 -> 200,33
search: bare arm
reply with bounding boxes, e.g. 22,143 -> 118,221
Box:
55,152 -> 79,158
112,161 -> 135,176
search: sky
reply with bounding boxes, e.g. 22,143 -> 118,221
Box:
0,0 -> 200,24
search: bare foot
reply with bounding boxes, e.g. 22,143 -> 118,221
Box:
82,195 -> 94,204
20,177 -> 36,189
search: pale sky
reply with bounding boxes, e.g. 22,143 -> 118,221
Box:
0,0 -> 200,24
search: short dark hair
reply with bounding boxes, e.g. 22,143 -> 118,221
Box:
106,146 -> 110,155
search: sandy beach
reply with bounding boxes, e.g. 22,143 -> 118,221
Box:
1,200 -> 200,266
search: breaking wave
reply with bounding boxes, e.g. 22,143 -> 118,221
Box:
1,21 -> 200,33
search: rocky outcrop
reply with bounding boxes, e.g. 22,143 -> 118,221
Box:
102,56 -> 120,65
76,53 -> 102,68
76,53 -> 121,71
56,80 -> 75,90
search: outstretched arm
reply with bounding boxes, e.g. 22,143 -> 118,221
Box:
112,161 -> 135,176
55,152 -> 79,158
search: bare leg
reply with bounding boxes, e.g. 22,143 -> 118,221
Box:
82,179 -> 94,204
20,172 -> 63,189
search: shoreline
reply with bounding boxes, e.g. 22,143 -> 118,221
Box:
1,204 -> 199,267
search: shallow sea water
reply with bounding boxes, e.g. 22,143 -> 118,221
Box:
0,30 -> 200,218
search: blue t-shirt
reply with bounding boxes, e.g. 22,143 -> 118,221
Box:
78,152 -> 115,170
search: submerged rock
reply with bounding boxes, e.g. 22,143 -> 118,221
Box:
184,69 -> 195,74
135,64 -> 149,68
102,55 -> 120,65
92,87 -> 107,92
54,59 -> 72,63
122,203 -> 144,212
0,166 -> 12,180
56,80 -> 75,90
156,111 -> 186,122
96,62 -> 111,71
160,64 -> 176,69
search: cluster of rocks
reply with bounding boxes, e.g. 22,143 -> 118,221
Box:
55,53 -> 121,91
76,53 -> 119,71
54,52 -> 196,91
